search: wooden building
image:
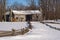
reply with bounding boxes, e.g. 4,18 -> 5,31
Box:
5,10 -> 42,22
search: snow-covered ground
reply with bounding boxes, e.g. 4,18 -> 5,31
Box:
43,19 -> 60,28
0,22 -> 60,40
43,19 -> 60,23
0,22 -> 28,31
43,20 -> 55,22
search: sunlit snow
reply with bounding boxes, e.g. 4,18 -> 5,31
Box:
0,22 -> 60,40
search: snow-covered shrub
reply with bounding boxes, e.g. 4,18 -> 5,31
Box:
24,27 -> 29,33
20,28 -> 25,35
11,29 -> 16,36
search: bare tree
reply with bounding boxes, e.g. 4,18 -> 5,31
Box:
40,0 -> 60,20
9,2 -> 25,10
0,0 -> 6,21
26,0 -> 36,10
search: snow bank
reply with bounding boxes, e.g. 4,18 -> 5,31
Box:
0,22 -> 28,31
43,20 -> 60,23
43,20 -> 55,22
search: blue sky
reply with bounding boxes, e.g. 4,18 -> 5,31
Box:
6,0 -> 38,7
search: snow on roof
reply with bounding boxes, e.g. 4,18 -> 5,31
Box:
12,10 -> 41,15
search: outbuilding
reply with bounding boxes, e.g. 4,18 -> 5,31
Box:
13,10 -> 42,22
5,10 -> 42,22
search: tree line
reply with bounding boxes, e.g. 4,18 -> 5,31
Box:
1,0 -> 60,21
40,0 -> 60,20
8,0 -> 40,10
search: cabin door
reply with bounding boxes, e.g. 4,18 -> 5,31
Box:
26,15 -> 32,21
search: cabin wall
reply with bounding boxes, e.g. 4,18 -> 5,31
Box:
32,14 -> 42,21
32,14 -> 37,21
14,14 -> 42,22
14,14 -> 26,22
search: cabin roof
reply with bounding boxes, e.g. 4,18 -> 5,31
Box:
6,10 -> 41,15
13,10 -> 41,15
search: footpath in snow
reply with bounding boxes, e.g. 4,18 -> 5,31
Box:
0,22 -> 60,40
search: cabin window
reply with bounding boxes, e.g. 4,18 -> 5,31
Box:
16,17 -> 18,19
